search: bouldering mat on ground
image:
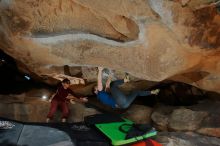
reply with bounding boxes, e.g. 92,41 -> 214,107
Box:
95,119 -> 157,146
0,120 -> 24,146
0,118 -> 110,146
84,114 -> 125,126
17,125 -> 73,146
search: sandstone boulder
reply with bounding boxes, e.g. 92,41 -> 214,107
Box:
152,100 -> 220,137
124,104 -> 153,124
0,0 -> 219,93
157,132 -> 220,146
168,108 -> 208,131
0,95 -> 100,123
197,114 -> 220,138
151,105 -> 175,131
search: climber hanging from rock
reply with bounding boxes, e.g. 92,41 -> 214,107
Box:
93,67 -> 160,109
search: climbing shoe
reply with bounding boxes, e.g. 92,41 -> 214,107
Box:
124,73 -> 130,83
151,89 -> 160,95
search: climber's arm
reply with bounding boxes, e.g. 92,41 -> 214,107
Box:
105,75 -> 112,91
97,67 -> 104,91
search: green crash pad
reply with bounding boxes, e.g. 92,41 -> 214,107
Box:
95,119 -> 157,146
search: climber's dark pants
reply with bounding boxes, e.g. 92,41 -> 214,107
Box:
110,80 -> 151,109
47,99 -> 69,119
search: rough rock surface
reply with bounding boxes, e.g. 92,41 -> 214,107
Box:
168,108 -> 208,131
0,0 -> 219,93
1,93 -> 220,139
123,104 -> 153,124
157,132 -> 220,146
194,101 -> 220,138
0,95 -> 101,122
197,114 -> 220,138
151,105 -> 175,131
152,100 -> 220,137
0,94 -> 153,123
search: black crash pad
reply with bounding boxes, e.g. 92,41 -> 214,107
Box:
17,125 -> 73,146
0,118 -> 109,146
0,121 -> 24,146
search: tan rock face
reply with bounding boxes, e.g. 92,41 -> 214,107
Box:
123,104 -> 153,124
168,108 -> 208,131
0,0 -> 219,93
152,100 -> 220,137
0,95 -> 101,122
157,132 -> 220,146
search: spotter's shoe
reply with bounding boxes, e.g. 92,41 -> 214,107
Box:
61,118 -> 67,123
46,118 -> 50,123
